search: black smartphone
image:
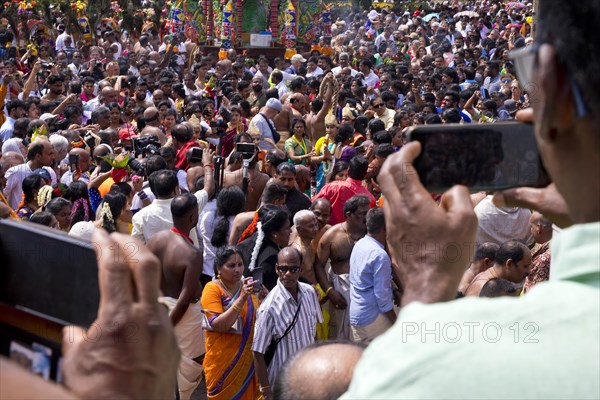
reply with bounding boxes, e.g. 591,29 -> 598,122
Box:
251,268 -> 263,293
236,143 -> 257,160
0,219 -> 99,327
190,147 -> 203,162
406,122 -> 551,193
68,153 -> 79,173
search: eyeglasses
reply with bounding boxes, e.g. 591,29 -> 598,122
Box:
276,265 -> 301,274
510,43 -> 587,118
373,103 -> 384,108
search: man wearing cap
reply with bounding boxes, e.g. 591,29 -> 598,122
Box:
248,98 -> 282,150
285,54 -> 306,75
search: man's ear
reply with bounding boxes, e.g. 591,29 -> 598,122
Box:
535,44 -> 577,143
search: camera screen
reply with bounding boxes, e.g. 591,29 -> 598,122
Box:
410,123 -> 550,192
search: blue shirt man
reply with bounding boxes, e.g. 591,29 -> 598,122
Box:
348,208 -> 396,344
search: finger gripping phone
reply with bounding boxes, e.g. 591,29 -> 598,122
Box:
406,122 -> 551,193
68,153 -> 79,173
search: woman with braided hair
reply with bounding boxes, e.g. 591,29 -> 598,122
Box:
67,181 -> 93,229
68,192 -> 128,240
237,206 -> 291,291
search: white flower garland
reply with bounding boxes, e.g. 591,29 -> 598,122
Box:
100,201 -> 114,224
248,221 -> 264,272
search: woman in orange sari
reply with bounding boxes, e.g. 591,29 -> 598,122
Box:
201,245 -> 259,399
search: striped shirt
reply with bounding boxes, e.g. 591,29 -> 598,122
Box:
252,279 -> 323,383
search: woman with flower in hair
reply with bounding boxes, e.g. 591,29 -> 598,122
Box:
201,245 -> 259,400
237,206 -> 291,291
16,174 -> 44,220
68,192 -> 128,240
67,181 -> 93,229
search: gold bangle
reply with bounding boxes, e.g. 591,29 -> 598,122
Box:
326,287 -> 334,295
232,303 -> 242,312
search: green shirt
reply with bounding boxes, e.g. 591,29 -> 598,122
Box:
342,222 -> 600,399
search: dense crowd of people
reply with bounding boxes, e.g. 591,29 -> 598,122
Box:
1,0 -> 599,399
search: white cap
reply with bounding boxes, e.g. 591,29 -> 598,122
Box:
290,54 -> 306,63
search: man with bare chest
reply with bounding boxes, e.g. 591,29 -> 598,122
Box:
465,240 -> 531,297
315,195 -> 370,340
291,210 -> 319,284
146,193 -> 204,400
222,148 -> 269,211
311,198 -> 332,253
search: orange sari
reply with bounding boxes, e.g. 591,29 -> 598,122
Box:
201,281 -> 259,400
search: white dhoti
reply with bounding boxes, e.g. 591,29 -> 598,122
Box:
328,270 -> 351,340
160,297 -> 205,400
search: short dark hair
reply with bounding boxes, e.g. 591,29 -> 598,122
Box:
474,242 -> 500,262
348,156 -> 368,180
171,124 -> 192,143
495,240 -> 527,266
6,100 -> 25,114
47,75 -> 65,85
343,194 -> 370,215
149,169 -> 178,197
145,155 -> 168,176
276,162 -> 296,176
537,1 -> 600,111
373,130 -> 392,145
480,278 -> 518,298
171,192 -> 198,219
366,207 -> 385,234
262,183 -> 287,204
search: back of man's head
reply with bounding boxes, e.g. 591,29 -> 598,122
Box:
495,240 -> 527,267
366,207 -> 385,235
171,192 -> 198,220
348,155 -> 368,180
149,169 -> 178,198
480,278 -> 519,298
273,341 -> 365,400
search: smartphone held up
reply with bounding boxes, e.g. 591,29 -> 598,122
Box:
406,122 -> 551,193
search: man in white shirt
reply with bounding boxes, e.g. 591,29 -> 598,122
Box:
332,53 -> 358,77
0,100 -> 25,144
4,138 -> 57,209
306,56 -> 324,78
359,59 -> 379,89
248,98 -> 282,150
55,25 -> 73,51
132,151 -> 214,246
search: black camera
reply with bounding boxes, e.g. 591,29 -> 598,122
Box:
236,143 -> 257,160
132,136 -> 161,158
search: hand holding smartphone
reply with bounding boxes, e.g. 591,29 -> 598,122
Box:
406,122 -> 551,193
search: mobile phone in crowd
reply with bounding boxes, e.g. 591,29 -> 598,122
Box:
68,153 -> 79,173
406,122 -> 551,193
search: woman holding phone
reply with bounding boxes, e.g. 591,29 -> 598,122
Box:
201,245 -> 259,400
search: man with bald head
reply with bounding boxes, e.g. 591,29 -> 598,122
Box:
144,107 -> 161,128
290,210 -> 319,284
61,147 -> 92,185
253,246 -> 323,399
273,341 -> 364,400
